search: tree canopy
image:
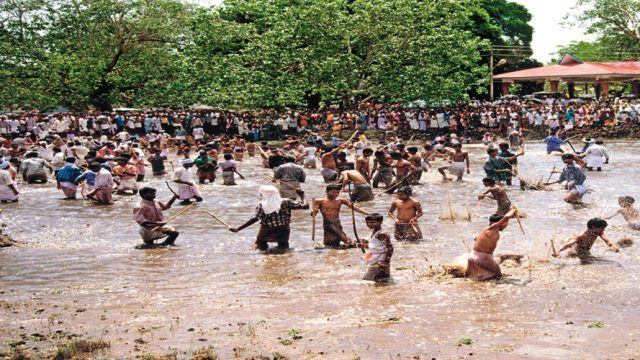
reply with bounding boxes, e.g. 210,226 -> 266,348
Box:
1,0 -> 537,110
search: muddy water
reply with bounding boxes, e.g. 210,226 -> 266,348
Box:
1,142 -> 639,359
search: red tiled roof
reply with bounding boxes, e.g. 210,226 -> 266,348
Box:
494,61 -> 640,81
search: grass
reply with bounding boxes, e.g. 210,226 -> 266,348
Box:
138,353 -> 177,360
588,320 -> 605,328
190,346 -> 219,360
51,339 -> 110,359
3,348 -> 36,360
458,337 -> 474,346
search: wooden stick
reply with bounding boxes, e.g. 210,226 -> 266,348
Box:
206,211 -> 232,229
515,209 -> 525,235
550,239 -> 558,257
150,203 -> 196,231
311,212 -> 316,243
447,193 -> 456,224
382,173 -> 413,195
545,166 -> 556,182
345,130 -> 359,143
472,199 -> 482,219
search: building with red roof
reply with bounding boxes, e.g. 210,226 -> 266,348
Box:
494,53 -> 640,97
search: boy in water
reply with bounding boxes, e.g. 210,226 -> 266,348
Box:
132,187 -> 179,249
311,184 -> 369,248
605,196 -> 640,230
388,187 -> 423,241
466,207 -> 518,281
478,178 -> 511,216
553,218 -> 619,260
359,213 -> 393,282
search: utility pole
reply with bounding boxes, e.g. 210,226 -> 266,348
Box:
489,49 -> 494,101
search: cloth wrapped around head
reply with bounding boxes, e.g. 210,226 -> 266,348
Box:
259,185 -> 282,215
181,158 -> 194,165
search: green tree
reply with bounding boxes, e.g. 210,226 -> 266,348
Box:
0,0 -> 191,111
185,0 -> 487,109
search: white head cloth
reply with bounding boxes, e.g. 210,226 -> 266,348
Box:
259,185 -> 282,215
181,158 -> 194,165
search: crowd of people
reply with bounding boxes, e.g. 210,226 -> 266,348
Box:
0,96 -> 638,144
1,97 -> 638,283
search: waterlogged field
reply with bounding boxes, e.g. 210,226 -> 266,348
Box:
1,142 -> 639,359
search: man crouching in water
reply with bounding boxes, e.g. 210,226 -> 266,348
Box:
133,187 -> 179,249
466,207 -> 518,281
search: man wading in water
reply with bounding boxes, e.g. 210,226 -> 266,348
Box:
230,185 -> 308,252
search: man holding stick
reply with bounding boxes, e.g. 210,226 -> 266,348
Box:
132,187 -> 180,249
230,185 -> 309,252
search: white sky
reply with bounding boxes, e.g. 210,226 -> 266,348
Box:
192,0 -> 587,64
508,0 -> 590,63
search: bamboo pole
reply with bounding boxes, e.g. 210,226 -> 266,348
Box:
150,203 -> 196,232
206,211 -> 232,229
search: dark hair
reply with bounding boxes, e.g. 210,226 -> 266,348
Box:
390,152 -> 401,159
452,143 -> 462,149
407,146 -> 418,153
498,143 -> 509,149
89,162 -> 101,170
487,148 -> 498,155
482,177 -> 496,185
139,187 -> 157,196
619,196 -> 635,204
223,154 -> 232,160
587,218 -> 607,229
561,153 -> 574,160
397,187 -> 412,195
363,148 -> 374,155
365,213 -> 384,222
374,150 -> 385,157
326,184 -> 342,192
26,152 -> 38,158
489,214 -> 504,224
595,140 -> 603,145
283,155 -> 296,163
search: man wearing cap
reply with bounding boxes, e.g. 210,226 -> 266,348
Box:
55,157 -> 82,199
229,185 -> 308,252
0,161 -> 19,202
173,158 -> 203,204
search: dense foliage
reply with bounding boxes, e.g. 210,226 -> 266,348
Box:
1,0 -> 538,110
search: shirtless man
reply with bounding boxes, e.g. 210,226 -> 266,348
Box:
391,152 -> 416,189
438,143 -> 470,181
407,147 -> 422,184
553,218 -> 619,261
340,169 -> 374,202
388,187 -> 423,241
371,150 -> 394,188
320,144 -> 346,183
311,184 -> 369,248
466,207 -> 518,281
356,148 -> 373,181
246,141 -> 256,157
233,136 -> 245,161
478,177 -> 511,216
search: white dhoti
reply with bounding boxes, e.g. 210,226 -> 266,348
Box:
178,184 -> 201,199
466,250 -> 501,281
448,162 -> 465,176
585,155 -> 604,168
139,225 -> 175,243
118,179 -> 138,192
0,184 -> 19,201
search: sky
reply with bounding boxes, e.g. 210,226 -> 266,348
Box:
191,0 -> 588,64
511,0 -> 591,64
